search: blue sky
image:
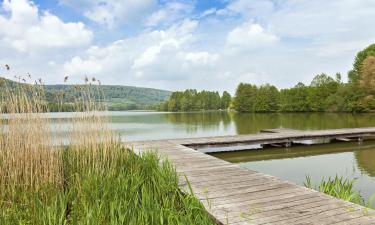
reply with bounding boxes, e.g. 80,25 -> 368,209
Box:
0,0 -> 375,93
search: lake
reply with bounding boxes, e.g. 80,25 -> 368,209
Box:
3,111 -> 375,200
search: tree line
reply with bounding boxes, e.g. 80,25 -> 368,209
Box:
234,44 -> 375,113
158,89 -> 231,111
161,43 -> 375,113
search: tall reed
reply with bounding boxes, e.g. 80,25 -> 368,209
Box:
0,70 -> 214,224
0,78 -> 62,198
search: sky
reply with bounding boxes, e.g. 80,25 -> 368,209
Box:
0,0 -> 374,93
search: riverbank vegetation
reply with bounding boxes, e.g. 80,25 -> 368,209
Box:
159,89 -> 232,111
0,75 -> 214,224
304,175 -> 374,209
162,43 -> 375,113
233,44 -> 375,113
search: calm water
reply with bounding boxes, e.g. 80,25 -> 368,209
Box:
37,111 -> 375,141
3,111 -> 375,200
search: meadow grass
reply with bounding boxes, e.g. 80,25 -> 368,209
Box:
0,74 -> 215,224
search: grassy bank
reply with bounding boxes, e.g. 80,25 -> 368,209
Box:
0,75 -> 214,224
1,147 -> 214,224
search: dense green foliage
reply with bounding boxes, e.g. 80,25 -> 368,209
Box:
0,148 -> 215,225
234,73 -> 372,113
0,77 -> 171,111
349,44 -> 375,83
233,83 -> 279,112
159,89 -> 231,111
234,44 -> 375,113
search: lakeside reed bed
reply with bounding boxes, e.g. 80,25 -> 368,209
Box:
0,74 -> 214,224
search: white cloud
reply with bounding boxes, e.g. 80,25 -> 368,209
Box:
184,52 -> 218,66
60,0 -> 375,92
62,19 -> 220,88
63,56 -> 102,77
226,22 -> 278,49
0,0 -> 92,52
3,0 -> 375,94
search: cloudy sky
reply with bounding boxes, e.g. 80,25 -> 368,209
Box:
0,0 -> 374,93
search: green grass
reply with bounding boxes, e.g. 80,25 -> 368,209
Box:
0,71 -> 212,224
304,175 -> 375,208
0,146 -> 215,225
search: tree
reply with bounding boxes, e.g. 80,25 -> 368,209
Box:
253,84 -> 279,112
233,83 -> 257,112
168,92 -> 183,111
280,82 -> 310,112
221,91 -> 232,110
308,73 -> 339,111
349,43 -> 375,83
359,56 -> 375,94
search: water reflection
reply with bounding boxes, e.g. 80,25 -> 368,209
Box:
355,149 -> 375,177
163,111 -> 232,133
2,111 -> 375,142
213,141 -> 375,201
2,111 -> 375,198
212,141 -> 375,171
162,112 -> 375,135
232,112 -> 375,134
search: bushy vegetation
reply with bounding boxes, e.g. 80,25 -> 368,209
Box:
0,74 -> 214,224
159,89 -> 231,111
233,44 -> 375,113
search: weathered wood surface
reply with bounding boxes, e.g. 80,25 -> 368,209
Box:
127,128 -> 375,225
260,128 -> 301,134
176,127 -> 375,150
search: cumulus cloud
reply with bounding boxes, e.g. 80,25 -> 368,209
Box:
0,0 -> 92,52
184,52 -> 218,66
62,19 -> 220,88
2,0 -> 375,93
226,22 -> 278,50
60,0 -> 375,91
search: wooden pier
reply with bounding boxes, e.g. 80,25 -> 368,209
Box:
127,127 -> 375,225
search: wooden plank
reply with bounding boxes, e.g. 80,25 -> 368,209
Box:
128,127 -> 375,225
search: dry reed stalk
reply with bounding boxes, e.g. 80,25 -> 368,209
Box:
0,74 -> 122,203
0,82 -> 62,199
66,82 -> 121,174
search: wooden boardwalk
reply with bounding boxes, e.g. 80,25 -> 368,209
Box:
127,128 -> 375,225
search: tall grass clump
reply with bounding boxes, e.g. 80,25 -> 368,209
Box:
0,71 -> 214,224
0,77 -> 63,224
304,175 -> 375,208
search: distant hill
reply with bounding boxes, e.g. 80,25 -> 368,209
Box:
0,77 -> 171,110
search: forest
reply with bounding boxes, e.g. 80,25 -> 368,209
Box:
158,89 -> 231,111
162,43 -> 375,113
0,77 -> 171,111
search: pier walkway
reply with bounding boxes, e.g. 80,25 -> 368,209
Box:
127,127 -> 375,225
